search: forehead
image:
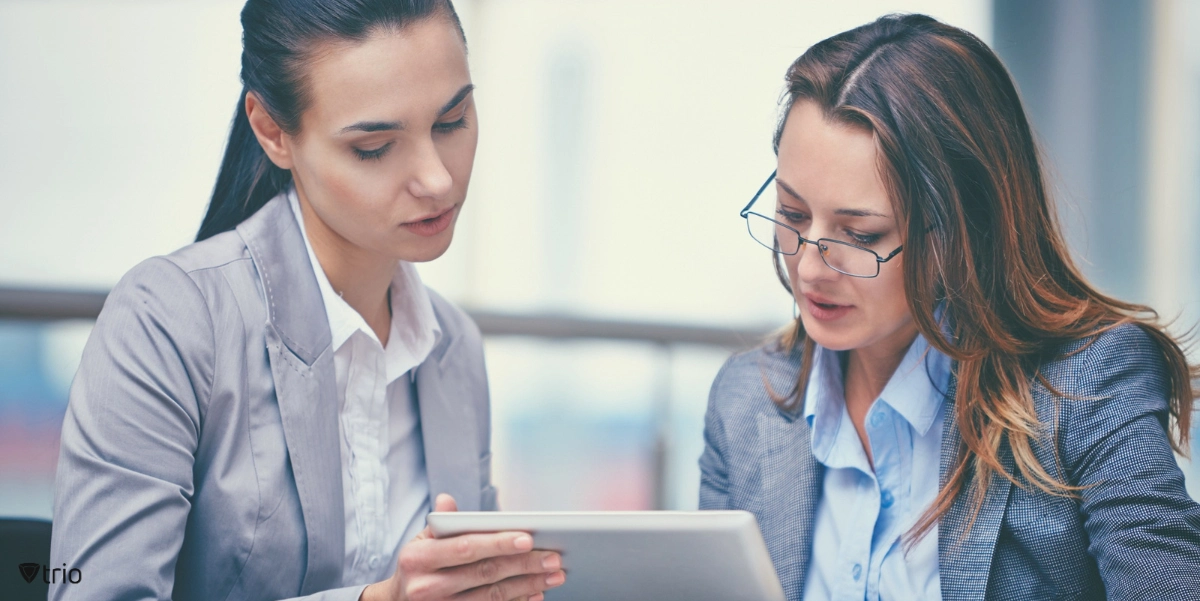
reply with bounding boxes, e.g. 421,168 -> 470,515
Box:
300,19 -> 469,132
776,100 -> 890,212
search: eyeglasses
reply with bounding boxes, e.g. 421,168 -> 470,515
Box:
739,170 -> 903,278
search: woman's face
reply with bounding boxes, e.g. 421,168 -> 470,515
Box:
280,18 -> 476,263
775,100 -> 915,354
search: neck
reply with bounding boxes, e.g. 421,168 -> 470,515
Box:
843,328 -> 918,402
840,320 -> 920,467
295,186 -> 395,345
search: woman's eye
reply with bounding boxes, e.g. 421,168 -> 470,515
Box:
433,115 -> 469,133
353,142 -> 392,162
776,209 -> 809,224
847,230 -> 883,246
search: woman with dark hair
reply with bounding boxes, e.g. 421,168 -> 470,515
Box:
700,13 -> 1200,601
50,2 -> 565,600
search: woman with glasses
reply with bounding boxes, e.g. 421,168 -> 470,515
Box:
49,2 -> 566,600
700,13 -> 1200,601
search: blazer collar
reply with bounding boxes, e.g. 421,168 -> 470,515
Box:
755,344 -> 822,601
758,411 -> 822,601
937,370 -> 1014,601
238,193 -> 330,366
414,305 -> 483,510
238,194 -> 342,592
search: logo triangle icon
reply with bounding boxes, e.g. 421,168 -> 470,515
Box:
19,563 -> 40,584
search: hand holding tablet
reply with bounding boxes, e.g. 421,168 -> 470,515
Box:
428,510 -> 785,601
361,495 -> 566,601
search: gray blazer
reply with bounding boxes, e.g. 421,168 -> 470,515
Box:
700,324 -> 1200,601
50,195 -> 497,601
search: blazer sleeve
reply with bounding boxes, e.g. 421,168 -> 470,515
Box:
699,360 -> 734,510
1064,325 -> 1200,600
50,257 -> 214,601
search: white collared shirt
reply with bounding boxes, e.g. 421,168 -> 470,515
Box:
288,190 -> 441,586
802,333 -> 951,601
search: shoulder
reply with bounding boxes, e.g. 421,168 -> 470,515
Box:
99,231 -> 265,371
162,229 -> 251,275
707,339 -> 804,423
110,230 -> 251,307
1039,322 -> 1169,406
109,229 -> 254,318
1036,323 -> 1175,468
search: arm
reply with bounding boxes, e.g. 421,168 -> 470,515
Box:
50,257 -> 213,601
1065,326 -> 1200,600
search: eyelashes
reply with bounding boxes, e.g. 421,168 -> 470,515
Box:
351,115 -> 471,162
353,142 -> 393,162
433,115 -> 469,133
775,208 -> 884,246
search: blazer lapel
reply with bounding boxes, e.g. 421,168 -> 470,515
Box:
240,196 -> 346,594
757,409 -> 822,601
938,373 -> 1014,601
415,329 -> 482,511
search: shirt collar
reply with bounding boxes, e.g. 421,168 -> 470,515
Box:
877,332 -> 951,436
288,188 -> 442,381
803,343 -> 848,464
803,331 -> 952,456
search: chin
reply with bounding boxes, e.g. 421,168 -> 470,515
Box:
800,317 -> 863,352
393,233 -> 455,263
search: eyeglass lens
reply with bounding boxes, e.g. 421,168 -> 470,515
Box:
745,213 -> 879,277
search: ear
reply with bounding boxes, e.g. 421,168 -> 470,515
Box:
245,92 -> 295,170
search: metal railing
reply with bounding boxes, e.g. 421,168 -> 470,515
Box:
0,286 -> 772,346
0,285 -> 776,509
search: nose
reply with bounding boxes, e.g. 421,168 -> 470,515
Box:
795,237 -> 836,285
407,141 -> 454,200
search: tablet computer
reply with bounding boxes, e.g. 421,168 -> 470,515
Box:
426,510 -> 785,601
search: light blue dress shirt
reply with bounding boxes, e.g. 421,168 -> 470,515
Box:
801,333 -> 952,601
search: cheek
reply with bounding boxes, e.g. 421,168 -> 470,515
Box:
783,254 -> 801,289
324,142 -> 399,202
295,144 -> 391,232
867,258 -> 910,320
439,127 -> 479,184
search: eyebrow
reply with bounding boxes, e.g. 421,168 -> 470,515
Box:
776,178 -> 891,218
337,83 -> 475,134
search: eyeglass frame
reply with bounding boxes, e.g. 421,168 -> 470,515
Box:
739,169 -> 903,279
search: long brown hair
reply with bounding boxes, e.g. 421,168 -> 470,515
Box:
770,13 -> 1197,542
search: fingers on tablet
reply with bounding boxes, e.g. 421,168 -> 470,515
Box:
441,551 -> 562,592
465,532 -> 534,562
458,570 -> 567,601
433,493 -> 458,513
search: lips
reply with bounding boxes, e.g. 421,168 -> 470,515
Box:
403,205 -> 456,225
802,293 -> 854,321
400,205 -> 457,237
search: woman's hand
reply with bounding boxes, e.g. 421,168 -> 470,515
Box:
360,494 -> 566,601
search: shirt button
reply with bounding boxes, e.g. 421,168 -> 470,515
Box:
869,407 -> 887,427
881,490 -> 895,508
368,555 -> 380,569
852,563 -> 862,580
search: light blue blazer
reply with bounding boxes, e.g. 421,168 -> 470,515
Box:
700,324 -> 1200,600
50,195 -> 497,601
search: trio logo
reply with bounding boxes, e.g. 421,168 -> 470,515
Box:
18,563 -> 39,583
17,562 -> 82,584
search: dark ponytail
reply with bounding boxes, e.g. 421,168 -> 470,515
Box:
196,0 -> 465,242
